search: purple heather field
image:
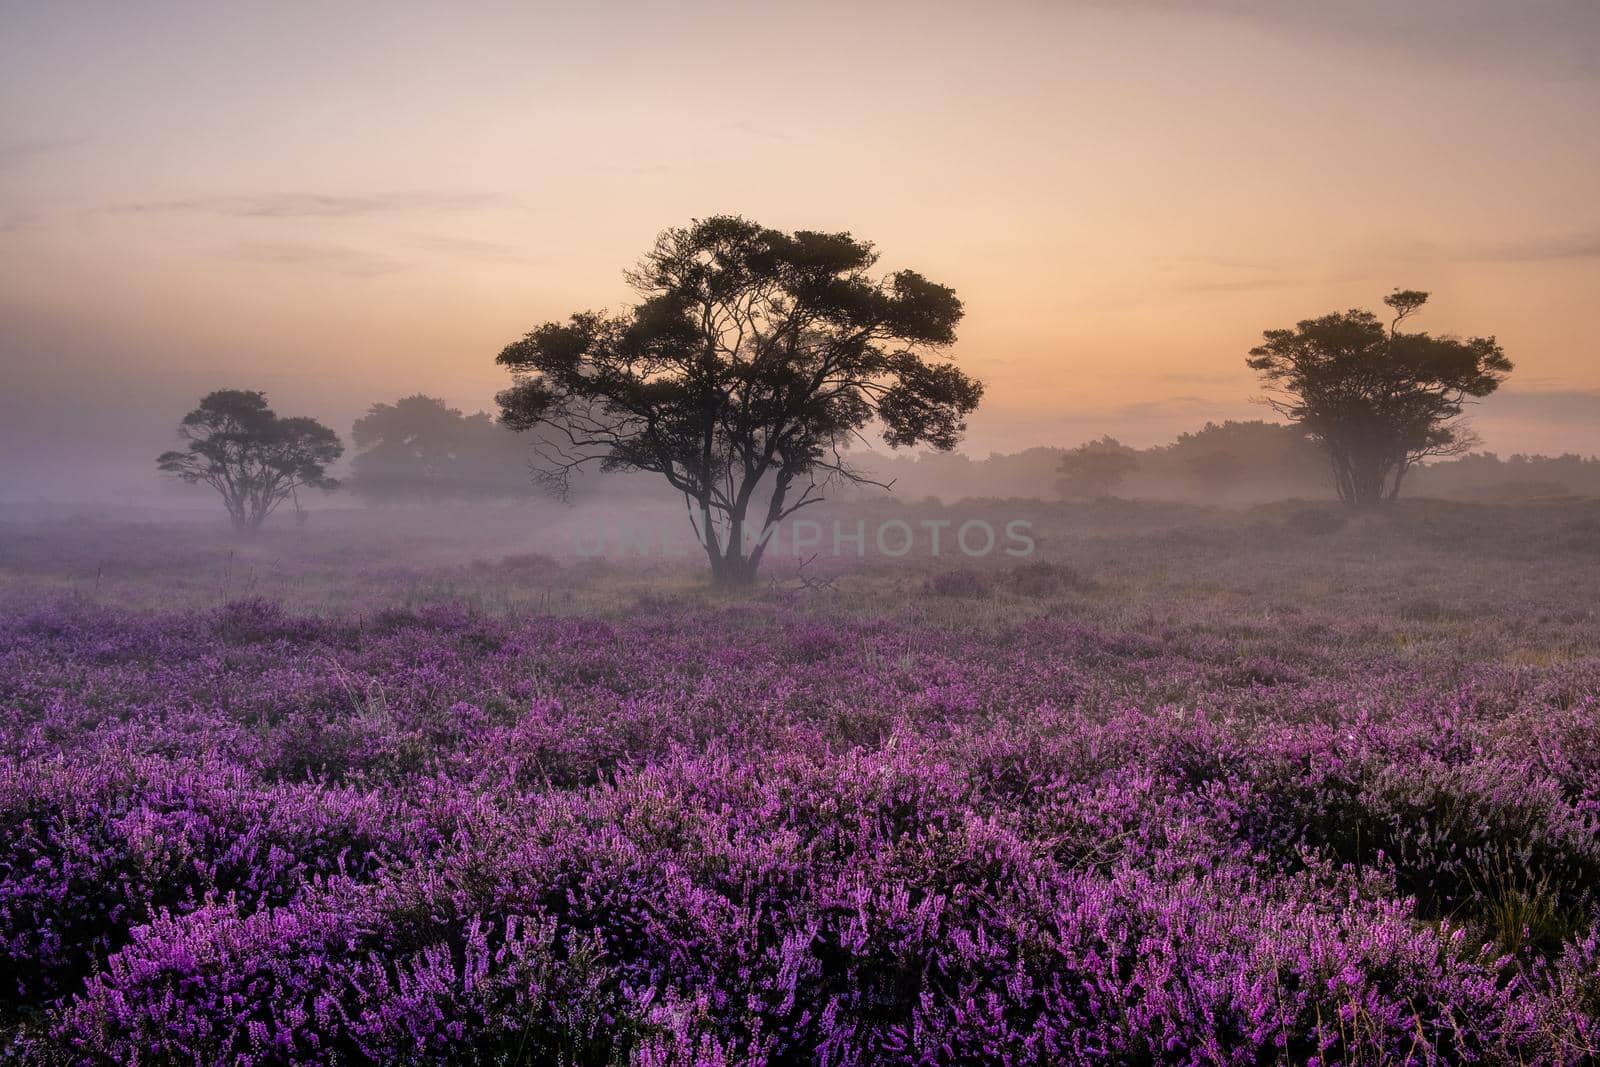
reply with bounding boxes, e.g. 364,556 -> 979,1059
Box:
3,500 -> 1600,1066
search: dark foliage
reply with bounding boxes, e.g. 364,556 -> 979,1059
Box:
156,390 -> 342,532
496,216 -> 983,585
1247,290 -> 1512,508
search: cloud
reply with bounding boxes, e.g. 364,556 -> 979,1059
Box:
1092,0 -> 1600,79
0,211 -> 39,234
114,192 -> 499,219
1154,254 -> 1309,297
226,241 -> 403,277
1116,395 -> 1245,421
408,233 -> 533,263
1392,232 -> 1600,265
583,163 -> 673,176
1470,390 -> 1600,456
1160,371 -> 1247,387
716,119 -> 792,144
1176,277 -> 1296,294
0,136 -> 88,169
1477,388 -> 1600,422
1473,234 -> 1600,263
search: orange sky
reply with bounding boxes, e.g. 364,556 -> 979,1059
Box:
3,1 -> 1598,493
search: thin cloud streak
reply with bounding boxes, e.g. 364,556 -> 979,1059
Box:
1388,232 -> 1600,265
0,136 -> 89,168
1479,388 -> 1600,422
408,234 -> 535,263
226,241 -> 404,277
1092,0 -> 1600,80
113,192 -> 500,219
1176,278 -> 1297,294
1475,235 -> 1600,263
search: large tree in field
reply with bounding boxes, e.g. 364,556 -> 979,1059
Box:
1246,290 -> 1512,508
495,215 -> 984,585
157,390 -> 342,532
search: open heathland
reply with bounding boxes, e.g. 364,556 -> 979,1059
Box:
2,500 -> 1600,1064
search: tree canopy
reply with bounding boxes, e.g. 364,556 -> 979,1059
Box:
157,390 -> 342,532
496,215 -> 983,584
1246,290 -> 1512,507
1057,436 -> 1139,500
1163,420 -> 1326,498
350,395 -> 534,505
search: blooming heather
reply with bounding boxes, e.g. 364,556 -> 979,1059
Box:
0,595 -> 1597,1064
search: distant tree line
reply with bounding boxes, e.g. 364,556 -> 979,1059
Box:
155,389 -> 1595,536
347,394 -> 537,505
1407,452 -> 1600,501
860,425 -> 1600,505
866,290 -> 1516,508
156,231 -> 1536,583
858,420 -> 1330,503
154,391 -> 550,530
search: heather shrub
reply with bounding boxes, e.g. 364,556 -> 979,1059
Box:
1397,595 -> 1467,623
1533,926 -> 1600,1059
784,621 -> 846,664
57,884 -> 623,1066
1255,751 -> 1600,945
919,568 -> 989,598
2,588 -> 1598,1061
1283,507 -> 1347,536
1000,560 -> 1095,597
0,755 -> 429,1017
1555,519 -> 1600,561
497,551 -> 560,575
213,597 -> 329,645
366,605 -> 425,634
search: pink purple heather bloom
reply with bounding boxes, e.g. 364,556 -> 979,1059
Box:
1,593 -> 1597,1063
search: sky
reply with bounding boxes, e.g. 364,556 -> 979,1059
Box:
2,0 -> 1598,497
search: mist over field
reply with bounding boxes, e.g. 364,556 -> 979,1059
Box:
5,2 -> 1600,1064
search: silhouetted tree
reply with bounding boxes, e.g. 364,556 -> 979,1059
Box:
1057,436 -> 1139,499
495,215 -> 983,585
350,394 -> 533,505
157,390 -> 342,532
1183,448 -> 1242,494
1247,290 -> 1512,508
1164,420 -> 1327,499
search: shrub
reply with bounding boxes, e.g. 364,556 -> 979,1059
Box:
919,569 -> 989,599
1283,507 -> 1348,536
1001,561 -> 1095,598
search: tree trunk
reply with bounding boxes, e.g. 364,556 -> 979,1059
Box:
709,497 -> 761,587
1333,442 -> 1394,510
710,554 -> 759,587
1386,460 -> 1409,503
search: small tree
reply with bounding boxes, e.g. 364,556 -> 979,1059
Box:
157,390 -> 342,532
1057,436 -> 1139,499
1247,290 -> 1512,508
496,215 -> 983,585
